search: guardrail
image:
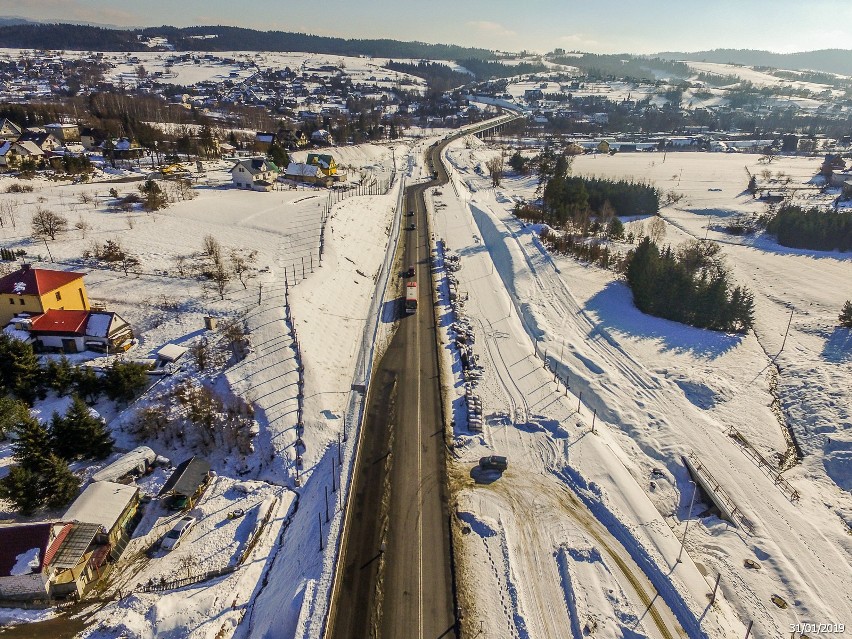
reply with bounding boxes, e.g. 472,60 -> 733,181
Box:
312,172 -> 406,639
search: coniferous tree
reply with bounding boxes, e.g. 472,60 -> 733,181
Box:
40,453 -> 80,510
46,356 -> 75,397
0,334 -> 41,404
0,396 -> 29,440
11,416 -> 51,473
0,465 -> 43,515
104,360 -> 149,404
74,365 -> 102,403
51,395 -> 113,460
840,300 -> 852,328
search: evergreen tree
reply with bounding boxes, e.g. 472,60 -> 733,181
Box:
267,143 -> 289,169
0,465 -> 43,515
74,365 -> 102,403
40,453 -> 80,510
104,360 -> 149,404
46,356 -> 75,397
11,416 -> 51,473
51,395 -> 113,460
608,217 -> 625,240
0,396 -> 29,440
0,334 -> 41,404
839,300 -> 852,328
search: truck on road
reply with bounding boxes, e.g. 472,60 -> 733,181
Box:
405,281 -> 417,314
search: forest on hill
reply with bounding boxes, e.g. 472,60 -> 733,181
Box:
0,22 -> 496,60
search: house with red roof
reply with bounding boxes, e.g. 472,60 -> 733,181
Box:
0,264 -> 89,326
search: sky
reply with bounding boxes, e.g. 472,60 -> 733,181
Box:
3,0 -> 852,55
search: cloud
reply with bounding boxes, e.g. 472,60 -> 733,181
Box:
558,33 -> 602,51
467,21 -> 516,38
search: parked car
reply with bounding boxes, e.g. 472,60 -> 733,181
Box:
479,455 -> 508,471
161,516 -> 197,551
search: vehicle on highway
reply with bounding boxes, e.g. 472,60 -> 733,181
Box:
406,264 -> 415,277
161,516 -> 197,551
408,210 -> 415,216
479,455 -> 508,471
405,281 -> 418,314
409,222 -> 416,230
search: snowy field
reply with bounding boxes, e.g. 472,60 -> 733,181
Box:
433,140 -> 851,638
0,48 -> 430,93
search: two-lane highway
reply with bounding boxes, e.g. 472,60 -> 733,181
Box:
328,144 -> 455,639
328,117 -> 519,639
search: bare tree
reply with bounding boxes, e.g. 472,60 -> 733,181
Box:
74,217 -> 92,238
647,216 -> 667,243
230,250 -> 256,289
203,235 -> 221,261
0,199 -> 17,228
31,208 -> 68,240
211,257 -> 230,300
486,154 -> 504,187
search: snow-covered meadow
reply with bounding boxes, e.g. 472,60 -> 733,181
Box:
434,140 -> 851,638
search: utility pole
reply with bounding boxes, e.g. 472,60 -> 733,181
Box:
776,309 -> 794,360
677,481 -> 697,563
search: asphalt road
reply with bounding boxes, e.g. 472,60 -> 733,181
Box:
328,142 -> 456,639
328,118 -> 518,639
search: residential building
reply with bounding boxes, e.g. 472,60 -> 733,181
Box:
61,481 -> 140,555
11,308 -> 133,354
45,123 -> 81,143
0,265 -> 89,326
231,157 -> 279,191
0,118 -> 22,142
305,152 -> 337,176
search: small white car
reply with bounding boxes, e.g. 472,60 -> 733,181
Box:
161,516 -> 197,551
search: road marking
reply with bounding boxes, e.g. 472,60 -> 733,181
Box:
415,204 -> 424,639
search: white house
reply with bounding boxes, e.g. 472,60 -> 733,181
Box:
231,157 -> 279,191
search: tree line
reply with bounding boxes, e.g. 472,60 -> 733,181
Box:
764,204 -> 852,252
0,23 -> 496,60
535,147 -> 660,226
626,237 -> 754,333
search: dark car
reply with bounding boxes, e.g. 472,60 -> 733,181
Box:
408,210 -> 415,216
479,455 -> 508,471
409,223 -> 416,230
406,265 -> 415,277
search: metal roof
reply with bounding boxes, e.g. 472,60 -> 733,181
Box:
62,481 -> 139,533
159,457 -> 211,497
50,522 -> 101,570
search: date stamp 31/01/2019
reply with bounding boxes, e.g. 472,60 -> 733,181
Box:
790,623 -> 845,634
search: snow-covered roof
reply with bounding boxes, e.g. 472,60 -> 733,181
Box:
61,482 -> 139,533
157,343 -> 188,362
0,523 -> 54,576
92,446 -> 156,483
85,311 -> 116,338
285,162 -> 320,178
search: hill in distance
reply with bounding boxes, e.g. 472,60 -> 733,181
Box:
656,48 -> 852,77
0,21 -> 496,61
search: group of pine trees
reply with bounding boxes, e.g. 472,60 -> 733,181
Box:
0,396 -> 113,514
626,237 -> 755,333
765,205 -> 852,251
535,147 -> 660,226
0,335 -> 152,513
0,334 -> 150,407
